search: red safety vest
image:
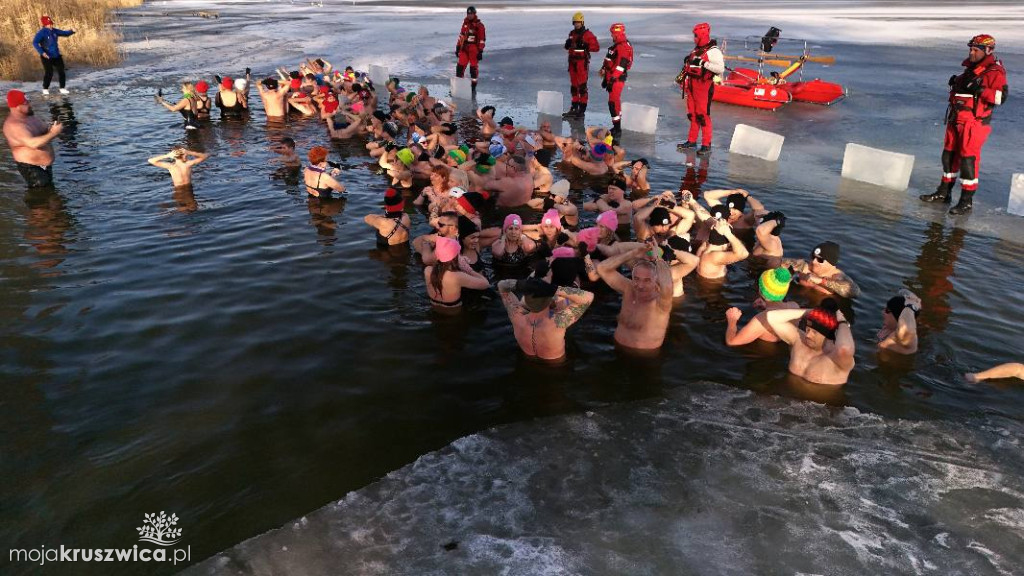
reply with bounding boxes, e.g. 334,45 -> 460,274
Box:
567,28 -> 600,62
683,41 -> 718,82
948,54 -> 1008,123
602,40 -> 633,81
458,19 -> 486,50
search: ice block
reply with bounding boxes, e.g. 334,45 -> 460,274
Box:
1009,173 -> 1024,216
841,143 -> 915,191
450,77 -> 473,100
729,124 -> 785,162
368,65 -> 389,89
537,91 -> 564,116
621,103 -> 658,134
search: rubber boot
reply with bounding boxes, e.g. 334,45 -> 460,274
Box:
920,180 -> 953,203
696,145 -> 712,156
610,122 -> 621,139
677,140 -> 697,149
574,103 -> 587,118
562,103 -> 578,118
948,190 -> 974,215
471,82 -> 477,98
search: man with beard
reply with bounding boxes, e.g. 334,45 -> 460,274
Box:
597,243 -> 675,350
763,298 -> 855,385
3,90 -> 63,188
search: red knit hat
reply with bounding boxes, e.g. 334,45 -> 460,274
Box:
41,16 -> 54,26
7,90 -> 28,108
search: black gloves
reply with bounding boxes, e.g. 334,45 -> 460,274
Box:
477,51 -> 484,61
245,67 -> 251,76
565,39 -> 572,50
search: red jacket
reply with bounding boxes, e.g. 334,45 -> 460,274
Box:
566,27 -> 600,62
949,54 -> 1008,122
601,40 -> 633,81
457,18 -> 486,52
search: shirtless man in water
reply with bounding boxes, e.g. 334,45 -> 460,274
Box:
3,90 -> 62,188
257,77 -> 290,119
497,277 -> 594,362
763,298 -> 855,385
147,147 -> 209,188
597,244 -> 674,350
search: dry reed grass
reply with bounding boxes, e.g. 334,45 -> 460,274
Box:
0,0 -> 143,81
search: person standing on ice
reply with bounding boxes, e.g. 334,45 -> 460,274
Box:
33,15 -> 75,96
920,34 -> 1008,215
455,6 -> 486,97
562,12 -> 600,119
677,22 -> 724,156
600,23 -> 633,140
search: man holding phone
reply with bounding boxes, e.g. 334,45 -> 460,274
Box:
3,90 -> 63,188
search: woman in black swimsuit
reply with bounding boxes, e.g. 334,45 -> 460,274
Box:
215,77 -> 247,119
364,188 -> 411,247
458,216 -> 486,273
155,81 -> 208,130
491,213 -> 537,270
423,237 -> 490,310
303,146 -> 346,198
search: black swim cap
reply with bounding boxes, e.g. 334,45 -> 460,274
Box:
708,229 -> 730,246
467,6 -> 477,14
726,193 -> 747,213
666,235 -> 692,253
263,77 -> 278,89
457,215 -> 479,240
648,207 -> 671,226
710,205 -> 729,220
760,211 -> 786,236
534,148 -> 552,166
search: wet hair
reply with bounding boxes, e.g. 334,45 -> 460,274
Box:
281,137 -> 295,149
430,259 -> 459,298
886,295 -> 919,318
372,110 -> 388,122
315,58 -> 325,67
290,70 -> 301,79
262,77 -> 278,90
534,148 -> 553,166
480,105 -> 496,117
304,73 -> 315,81
308,146 -> 329,165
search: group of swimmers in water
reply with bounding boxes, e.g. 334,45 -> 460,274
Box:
133,53 -> 1022,387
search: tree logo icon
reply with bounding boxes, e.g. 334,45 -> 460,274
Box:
136,512 -> 183,546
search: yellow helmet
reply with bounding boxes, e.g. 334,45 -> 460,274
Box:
572,12 -> 584,23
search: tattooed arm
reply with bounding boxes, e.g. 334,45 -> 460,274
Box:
553,287 -> 594,328
819,272 -> 861,299
497,279 -> 526,318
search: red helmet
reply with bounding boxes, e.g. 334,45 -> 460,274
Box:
610,23 -> 626,35
968,34 -> 995,49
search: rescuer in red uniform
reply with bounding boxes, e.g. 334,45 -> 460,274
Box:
562,12 -> 600,119
600,23 -> 633,139
920,34 -> 1008,215
456,6 -> 486,97
677,22 -> 725,156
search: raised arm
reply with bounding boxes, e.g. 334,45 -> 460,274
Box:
725,308 -> 771,346
762,308 -> 807,346
497,279 -> 525,319
185,150 -> 209,167
702,188 -> 736,206
828,311 -> 855,370
654,256 -> 674,307
552,286 -> 594,328
711,221 -> 749,266
147,153 -> 174,169
597,246 -> 643,294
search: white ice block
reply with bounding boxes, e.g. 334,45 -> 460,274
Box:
368,65 -> 389,89
621,103 -> 658,134
841,143 -> 915,191
1009,173 -> 1024,216
537,91 -> 564,116
729,124 -> 785,162
450,77 -> 473,100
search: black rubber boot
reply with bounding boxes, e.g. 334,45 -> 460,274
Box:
920,180 -> 953,203
948,190 -> 974,215
677,140 -> 697,149
574,103 -> 587,118
696,145 -> 712,156
610,123 -> 621,139
562,103 -> 578,118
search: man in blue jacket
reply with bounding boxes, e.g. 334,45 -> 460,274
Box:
33,15 -> 75,95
